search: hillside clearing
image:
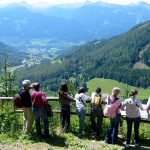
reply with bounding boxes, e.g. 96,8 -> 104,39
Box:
87,78 -> 150,100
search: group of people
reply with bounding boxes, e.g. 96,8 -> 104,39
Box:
19,79 -> 150,148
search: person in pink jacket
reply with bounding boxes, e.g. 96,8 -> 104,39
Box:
104,87 -> 122,144
31,83 -> 49,138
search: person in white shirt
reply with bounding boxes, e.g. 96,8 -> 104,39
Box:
146,97 -> 150,118
75,87 -> 90,137
121,90 -> 144,148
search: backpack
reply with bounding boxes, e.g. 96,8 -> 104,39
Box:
103,96 -> 120,118
13,93 -> 23,108
46,104 -> 53,117
93,96 -> 101,106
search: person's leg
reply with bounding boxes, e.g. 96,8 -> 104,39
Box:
22,107 -> 27,132
77,109 -> 82,134
126,117 -> 133,144
91,107 -> 96,134
105,118 -> 114,144
96,109 -> 103,137
41,107 -> 49,137
80,109 -> 86,133
112,113 -> 121,144
33,107 -> 41,135
26,107 -> 33,132
60,107 -> 66,129
134,117 -> 140,144
66,107 -> 71,130
77,109 -> 86,134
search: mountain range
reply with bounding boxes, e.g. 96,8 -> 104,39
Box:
14,20 -> 150,91
0,2 -> 150,47
0,42 -> 27,66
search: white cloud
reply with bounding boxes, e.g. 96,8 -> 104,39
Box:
0,0 -> 150,8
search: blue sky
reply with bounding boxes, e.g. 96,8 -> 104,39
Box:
0,0 -> 149,8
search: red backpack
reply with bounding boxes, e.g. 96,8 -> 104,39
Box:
13,93 -> 23,108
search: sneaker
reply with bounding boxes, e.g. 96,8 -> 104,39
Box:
125,144 -> 130,148
135,143 -> 140,147
81,131 -> 86,135
78,131 -> 86,138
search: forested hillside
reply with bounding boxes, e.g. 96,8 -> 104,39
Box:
0,42 -> 27,66
14,21 -> 150,90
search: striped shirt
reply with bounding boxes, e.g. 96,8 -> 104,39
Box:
122,98 -> 144,118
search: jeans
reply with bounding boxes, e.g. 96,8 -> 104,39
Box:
32,107 -> 49,136
77,108 -> 86,134
105,113 -> 121,144
126,117 -> 141,144
60,106 -> 70,129
91,106 -> 103,136
22,107 -> 33,132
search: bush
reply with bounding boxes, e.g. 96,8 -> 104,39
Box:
0,101 -> 22,134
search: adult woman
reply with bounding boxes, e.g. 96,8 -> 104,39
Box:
58,83 -> 74,131
122,90 -> 144,147
104,87 -> 122,144
90,87 -> 106,139
31,83 -> 49,137
75,87 -> 90,137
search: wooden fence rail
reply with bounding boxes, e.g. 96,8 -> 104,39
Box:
0,97 -> 150,124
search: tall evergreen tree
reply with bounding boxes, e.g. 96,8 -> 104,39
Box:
0,53 -> 17,97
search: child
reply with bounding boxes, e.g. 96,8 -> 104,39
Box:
121,90 -> 144,148
75,87 -> 90,137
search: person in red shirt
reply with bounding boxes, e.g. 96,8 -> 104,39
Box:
31,83 -> 49,137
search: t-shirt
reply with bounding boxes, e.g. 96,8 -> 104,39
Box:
122,98 -> 144,118
31,90 -> 47,108
75,93 -> 89,110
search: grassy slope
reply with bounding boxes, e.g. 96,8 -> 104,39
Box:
87,78 -> 150,100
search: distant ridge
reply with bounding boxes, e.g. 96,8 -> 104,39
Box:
15,20 -> 150,90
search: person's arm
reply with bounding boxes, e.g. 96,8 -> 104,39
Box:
91,93 -> 95,103
63,92 -> 74,101
121,100 -> 127,111
42,92 -> 48,105
101,95 -> 107,104
136,100 -> 144,111
146,98 -> 150,118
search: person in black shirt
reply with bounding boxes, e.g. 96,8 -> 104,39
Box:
20,80 -> 33,133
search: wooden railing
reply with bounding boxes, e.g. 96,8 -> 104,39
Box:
0,97 -> 150,123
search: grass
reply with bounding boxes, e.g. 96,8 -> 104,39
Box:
87,78 -> 150,100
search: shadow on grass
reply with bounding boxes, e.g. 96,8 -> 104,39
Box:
21,133 -> 67,148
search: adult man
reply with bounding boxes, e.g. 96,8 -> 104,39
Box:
19,80 -> 33,132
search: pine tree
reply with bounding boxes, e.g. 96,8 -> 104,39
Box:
0,53 -> 17,97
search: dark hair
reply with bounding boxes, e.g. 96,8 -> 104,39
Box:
129,89 -> 138,97
96,87 -> 101,93
60,83 -> 68,92
33,83 -> 40,91
78,87 -> 85,94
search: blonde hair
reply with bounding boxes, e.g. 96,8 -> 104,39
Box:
112,87 -> 121,95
